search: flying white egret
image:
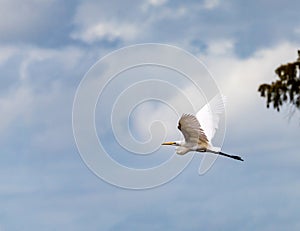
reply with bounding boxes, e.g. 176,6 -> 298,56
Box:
162,94 -> 244,161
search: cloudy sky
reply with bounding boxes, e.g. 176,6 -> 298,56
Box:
1,0 -> 300,230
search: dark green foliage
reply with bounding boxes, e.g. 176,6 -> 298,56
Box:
258,51 -> 300,111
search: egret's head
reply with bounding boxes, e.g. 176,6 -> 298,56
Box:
161,141 -> 178,146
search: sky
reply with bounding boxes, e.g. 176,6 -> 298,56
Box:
1,0 -> 300,230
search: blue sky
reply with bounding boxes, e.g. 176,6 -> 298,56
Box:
1,0 -> 300,230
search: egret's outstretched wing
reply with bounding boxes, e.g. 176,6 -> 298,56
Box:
178,114 -> 208,146
196,94 -> 226,142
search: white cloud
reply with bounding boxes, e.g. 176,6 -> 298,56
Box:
148,0 -> 168,6
0,84 -> 33,134
132,101 -> 181,142
147,5 -> 187,20
0,46 -> 18,64
19,49 -> 54,80
29,83 -> 74,152
19,46 -> 88,80
0,45 -> 92,151
71,21 -> 138,43
203,0 -> 220,9
206,39 -> 235,56
71,1 -> 142,44
141,0 -> 168,11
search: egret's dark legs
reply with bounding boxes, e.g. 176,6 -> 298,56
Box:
218,151 -> 244,161
199,149 -> 244,161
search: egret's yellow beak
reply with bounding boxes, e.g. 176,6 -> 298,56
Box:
162,141 -> 176,145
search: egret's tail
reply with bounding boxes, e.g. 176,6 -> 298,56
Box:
219,151 -> 244,161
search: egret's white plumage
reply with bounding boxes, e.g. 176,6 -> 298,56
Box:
162,94 -> 243,161
196,94 -> 226,143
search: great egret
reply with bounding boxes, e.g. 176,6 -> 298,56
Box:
162,95 -> 243,161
